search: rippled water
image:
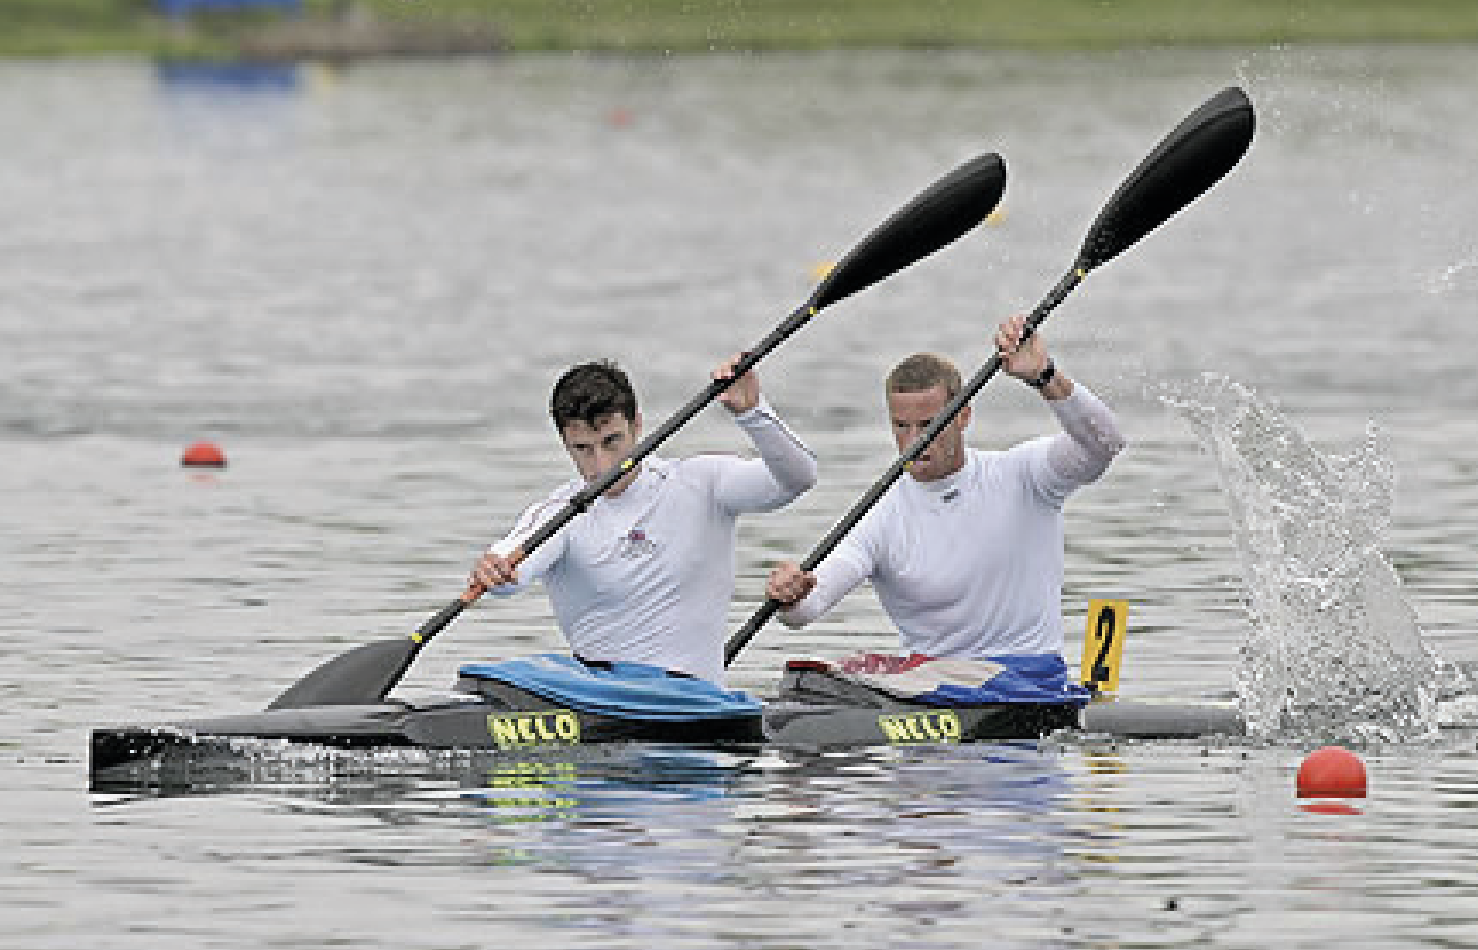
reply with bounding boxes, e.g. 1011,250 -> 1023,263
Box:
5,45 -> 1478,949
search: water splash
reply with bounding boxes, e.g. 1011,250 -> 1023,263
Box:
1155,374 -> 1468,745
1422,254 -> 1478,296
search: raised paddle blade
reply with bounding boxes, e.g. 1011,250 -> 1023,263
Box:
266,638 -> 417,710
1077,86 -> 1255,271
811,153 -> 1006,312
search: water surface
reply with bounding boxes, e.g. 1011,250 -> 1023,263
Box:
3,45 -> 1478,949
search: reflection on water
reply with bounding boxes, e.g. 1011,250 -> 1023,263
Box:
156,62 -> 302,93
83,735 -> 1478,949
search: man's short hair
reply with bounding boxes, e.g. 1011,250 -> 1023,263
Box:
550,360 -> 638,432
886,353 -> 962,399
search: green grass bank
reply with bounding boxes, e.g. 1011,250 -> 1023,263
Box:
3,0 -> 1478,58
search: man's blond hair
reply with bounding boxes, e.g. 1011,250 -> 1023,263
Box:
885,353 -> 962,399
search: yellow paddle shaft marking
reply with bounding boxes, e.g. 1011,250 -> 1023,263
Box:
1080,599 -> 1128,692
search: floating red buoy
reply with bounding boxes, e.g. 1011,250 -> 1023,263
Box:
1296,745 -> 1367,798
180,440 -> 227,468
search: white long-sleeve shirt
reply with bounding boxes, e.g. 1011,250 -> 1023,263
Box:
780,383 -> 1124,658
488,398 -> 816,684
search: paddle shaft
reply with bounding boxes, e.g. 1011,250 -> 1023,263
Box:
723,266 -> 1084,666
261,153 -> 1010,710
389,154 -> 1010,678
409,302 -> 819,651
722,86 -> 1255,668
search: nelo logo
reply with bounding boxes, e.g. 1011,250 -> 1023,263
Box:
486,711 -> 582,748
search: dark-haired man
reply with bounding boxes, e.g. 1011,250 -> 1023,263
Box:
764,315 -> 1124,699
471,356 -> 816,685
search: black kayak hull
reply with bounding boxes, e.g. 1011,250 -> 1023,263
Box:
90,697 -> 767,776
764,661 -> 1242,746
759,697 -> 1243,747
89,691 -> 1244,785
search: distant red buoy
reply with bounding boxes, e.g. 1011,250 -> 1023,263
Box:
1296,746 -> 1367,798
180,441 -> 227,468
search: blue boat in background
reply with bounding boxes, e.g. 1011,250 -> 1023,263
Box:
156,0 -> 301,15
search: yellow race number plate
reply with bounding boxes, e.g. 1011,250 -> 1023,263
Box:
1080,599 -> 1128,692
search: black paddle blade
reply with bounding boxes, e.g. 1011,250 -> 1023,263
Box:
266,638 -> 416,710
811,152 -> 1006,312
1078,86 -> 1255,271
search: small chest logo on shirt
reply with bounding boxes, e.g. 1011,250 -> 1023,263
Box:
941,489 -> 960,503
617,528 -> 658,559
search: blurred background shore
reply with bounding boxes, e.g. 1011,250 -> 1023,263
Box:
7,0 -> 1478,60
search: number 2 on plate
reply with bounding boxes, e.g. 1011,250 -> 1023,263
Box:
1080,599 -> 1127,693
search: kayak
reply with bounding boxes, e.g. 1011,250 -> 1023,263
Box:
88,655 -> 1244,786
764,658 -> 1242,745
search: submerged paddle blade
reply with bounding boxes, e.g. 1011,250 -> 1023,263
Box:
266,638 -> 417,710
1078,86 -> 1255,271
811,152 -> 1006,312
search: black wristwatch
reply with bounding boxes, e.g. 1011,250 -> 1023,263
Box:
1026,359 -> 1056,390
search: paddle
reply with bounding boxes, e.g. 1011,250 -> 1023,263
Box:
267,152 -> 1008,711
723,85 -> 1256,667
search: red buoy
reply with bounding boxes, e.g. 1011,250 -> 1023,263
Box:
1296,746 -> 1367,798
180,441 -> 227,468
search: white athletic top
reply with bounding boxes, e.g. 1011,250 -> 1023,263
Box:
779,384 -> 1124,658
487,397 -> 816,685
